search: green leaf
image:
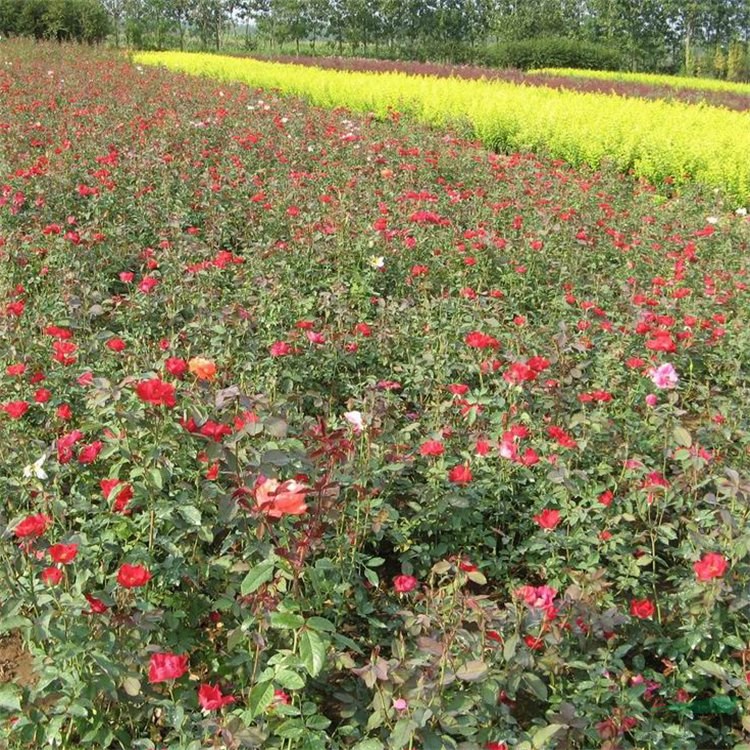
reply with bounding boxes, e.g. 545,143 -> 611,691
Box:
503,634 -> 519,661
689,696 -> 737,715
240,560 -> 275,595
306,616 -> 334,632
532,723 -> 565,748
352,740 -> 385,750
178,505 -> 202,526
389,718 -> 418,750
694,659 -> 729,681
122,676 -> 141,697
672,426 -> 692,447
275,669 -> 306,690
246,682 -> 274,720
265,417 -> 288,438
261,449 -> 290,466
0,615 -> 30,633
456,660 -> 488,681
522,672 -> 548,701
276,718 -> 306,739
305,714 -> 331,730
0,685 -> 21,712
148,468 -> 163,490
269,612 -> 305,629
299,630 -> 326,677
467,569 -> 487,585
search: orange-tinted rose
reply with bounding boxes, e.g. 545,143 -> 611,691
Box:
188,357 -> 217,381
255,477 -> 308,518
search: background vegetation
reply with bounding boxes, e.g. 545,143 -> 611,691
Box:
2,0 -> 750,77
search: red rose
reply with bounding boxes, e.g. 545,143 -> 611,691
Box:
464,331 -> 500,349
598,490 -> 614,507
56,429 -> 83,463
165,357 -> 188,378
49,543 -> 78,564
40,566 -> 63,585
629,598 -> 655,619
78,441 -> 103,464
85,594 -> 108,614
101,479 -> 134,513
198,683 -> 235,711
135,378 -> 176,408
448,464 -> 472,485
2,400 -> 29,419
419,440 -> 444,457
34,388 -> 52,403
6,363 -> 26,376
269,341 -> 293,357
393,574 -> 418,593
148,652 -> 188,683
534,509 -> 561,531
106,338 -> 126,352
14,513 -> 52,539
524,634 -> 544,651
117,563 -> 151,588
693,552 -> 728,582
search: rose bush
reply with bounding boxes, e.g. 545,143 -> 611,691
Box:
1,39 -> 750,750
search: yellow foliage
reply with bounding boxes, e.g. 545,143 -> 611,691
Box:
134,51 -> 750,204
535,67 -> 750,95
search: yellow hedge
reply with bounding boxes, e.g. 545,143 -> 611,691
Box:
134,51 -> 750,204
534,67 -> 750,96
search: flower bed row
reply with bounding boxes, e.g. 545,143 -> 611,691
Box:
534,67 -> 750,95
236,53 -> 750,112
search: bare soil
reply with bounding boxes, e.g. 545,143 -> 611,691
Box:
0,632 -> 35,688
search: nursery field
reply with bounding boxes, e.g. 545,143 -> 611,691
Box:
534,67 -> 750,96
134,51 -> 750,205
233,54 -> 750,113
2,39 -> 750,750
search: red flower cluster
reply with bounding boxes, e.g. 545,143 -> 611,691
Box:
135,378 -> 176,408
148,652 -> 188,683
117,563 -> 151,588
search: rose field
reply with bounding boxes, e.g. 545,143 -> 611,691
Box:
2,39 -> 750,750
133,51 -> 750,205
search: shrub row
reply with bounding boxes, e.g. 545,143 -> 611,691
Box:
480,37 -> 623,71
134,51 -> 750,204
535,66 -> 750,95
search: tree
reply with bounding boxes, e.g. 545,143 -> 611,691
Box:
101,0 -> 125,44
191,0 -> 225,49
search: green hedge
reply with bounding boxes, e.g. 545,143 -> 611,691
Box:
480,36 -> 623,71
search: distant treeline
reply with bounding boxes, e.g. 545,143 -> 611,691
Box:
1,0 -> 750,78
0,0 -> 109,43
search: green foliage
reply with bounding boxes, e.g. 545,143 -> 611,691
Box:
0,0 -> 110,42
480,36 -> 623,71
